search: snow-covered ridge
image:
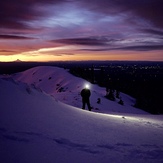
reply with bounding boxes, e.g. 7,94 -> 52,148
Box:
11,66 -> 146,114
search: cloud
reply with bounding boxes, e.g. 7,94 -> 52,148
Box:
0,50 -> 19,56
113,45 -> 163,51
79,0 -> 163,28
0,35 -> 35,40
51,37 -> 117,46
0,0 -> 67,29
50,34 -> 163,52
141,29 -> 163,36
59,53 -> 74,55
126,0 -> 163,28
1,0 -> 163,31
48,53 -> 75,56
80,45 -> 163,52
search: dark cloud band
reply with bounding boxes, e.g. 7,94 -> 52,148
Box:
51,37 -> 116,46
0,35 -> 34,40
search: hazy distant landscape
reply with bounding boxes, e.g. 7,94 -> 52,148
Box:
1,61 -> 163,114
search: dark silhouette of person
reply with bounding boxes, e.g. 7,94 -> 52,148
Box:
81,86 -> 91,111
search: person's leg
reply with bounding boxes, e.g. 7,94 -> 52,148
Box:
82,99 -> 86,109
87,99 -> 91,111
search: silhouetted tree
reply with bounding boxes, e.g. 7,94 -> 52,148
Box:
105,88 -> 115,101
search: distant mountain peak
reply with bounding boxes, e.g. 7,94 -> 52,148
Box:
14,59 -> 22,62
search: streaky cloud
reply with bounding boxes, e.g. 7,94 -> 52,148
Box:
141,29 -> 163,36
0,35 -> 35,40
51,37 -> 117,46
80,45 -> 163,52
115,45 -> 163,51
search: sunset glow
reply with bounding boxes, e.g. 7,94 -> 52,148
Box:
0,0 -> 163,62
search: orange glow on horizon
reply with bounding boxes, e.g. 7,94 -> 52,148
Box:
0,50 -> 163,62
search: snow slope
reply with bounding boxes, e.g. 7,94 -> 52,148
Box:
11,66 -> 147,114
0,67 -> 163,163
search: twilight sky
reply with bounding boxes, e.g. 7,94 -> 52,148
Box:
0,0 -> 163,61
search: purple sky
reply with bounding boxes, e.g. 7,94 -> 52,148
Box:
0,0 -> 163,61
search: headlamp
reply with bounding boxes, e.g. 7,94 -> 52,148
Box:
85,84 -> 89,89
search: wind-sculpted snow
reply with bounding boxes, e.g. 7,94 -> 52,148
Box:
0,77 -> 163,163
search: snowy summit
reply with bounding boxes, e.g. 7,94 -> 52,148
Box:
0,66 -> 163,163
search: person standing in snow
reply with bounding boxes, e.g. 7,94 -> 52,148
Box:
81,85 -> 91,111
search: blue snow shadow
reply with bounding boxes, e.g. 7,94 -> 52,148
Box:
3,134 -> 29,143
53,138 -> 100,154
